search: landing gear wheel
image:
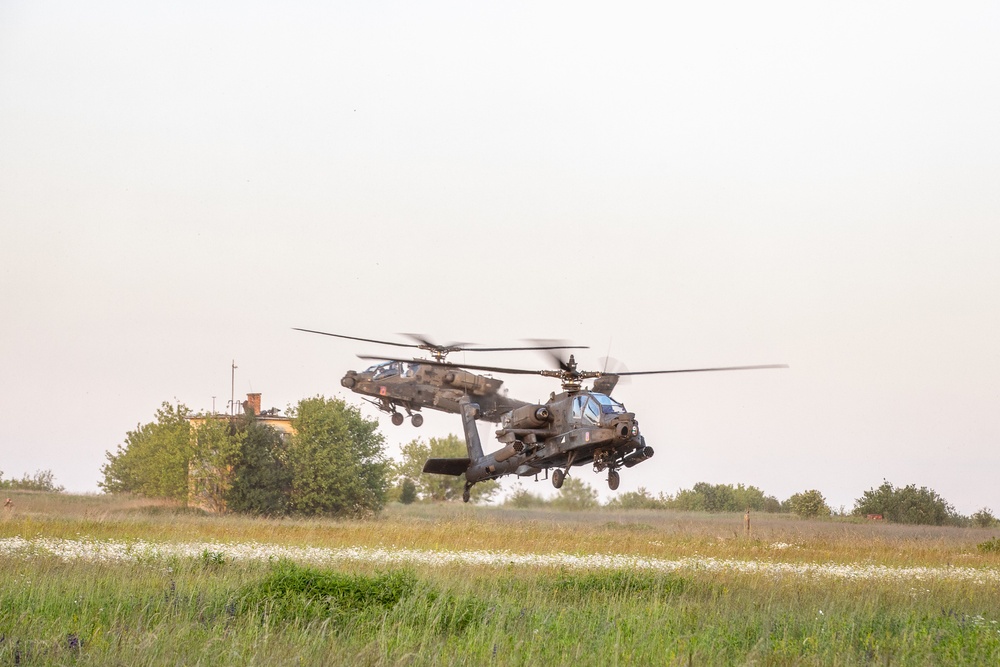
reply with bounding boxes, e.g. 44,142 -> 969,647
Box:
462,484 -> 471,503
390,412 -> 404,426
552,469 -> 565,489
411,414 -> 423,427
608,470 -> 620,491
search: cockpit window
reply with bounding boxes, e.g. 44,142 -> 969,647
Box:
593,393 -> 626,414
573,395 -> 612,424
371,362 -> 400,380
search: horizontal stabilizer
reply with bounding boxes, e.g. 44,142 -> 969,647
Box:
423,458 -> 471,476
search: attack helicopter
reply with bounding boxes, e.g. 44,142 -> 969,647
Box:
293,328 -> 586,427
360,352 -> 787,501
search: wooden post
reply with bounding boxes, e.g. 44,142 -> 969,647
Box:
744,507 -> 751,537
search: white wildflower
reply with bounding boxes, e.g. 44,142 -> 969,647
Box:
1,536 -> 999,585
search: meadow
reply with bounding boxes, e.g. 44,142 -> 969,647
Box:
2,491 -> 999,665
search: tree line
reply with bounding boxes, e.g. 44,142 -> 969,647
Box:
390,435 -> 998,527
89,401 -> 996,527
0,469 -> 64,492
497,478 -> 997,527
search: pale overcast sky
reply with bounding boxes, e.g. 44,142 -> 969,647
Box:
2,1 -> 998,514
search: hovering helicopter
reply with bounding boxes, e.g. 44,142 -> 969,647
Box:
360,353 -> 787,501
293,328 -> 587,427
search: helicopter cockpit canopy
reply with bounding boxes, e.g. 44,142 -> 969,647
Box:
571,392 -> 626,425
365,360 -> 419,380
595,393 -> 627,414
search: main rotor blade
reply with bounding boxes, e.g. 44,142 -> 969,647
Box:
357,355 -> 787,377
293,328 -> 421,349
356,355 -> 544,375
395,333 -> 588,354
466,343 -> 589,353
296,328 -> 588,356
526,339 -> 582,371
616,364 -> 789,376
399,333 -> 468,349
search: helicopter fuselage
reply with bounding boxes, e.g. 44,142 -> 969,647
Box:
466,390 -> 649,483
423,391 -> 653,498
341,359 -> 530,425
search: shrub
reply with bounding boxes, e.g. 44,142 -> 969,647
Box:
605,487 -> 668,510
665,482 -> 781,513
399,478 -> 418,505
239,562 -> 416,622
550,477 -> 599,510
853,480 -> 962,526
977,537 -> 1000,554
786,490 -> 831,519
0,469 -> 64,492
504,486 -> 547,508
971,507 -> 998,528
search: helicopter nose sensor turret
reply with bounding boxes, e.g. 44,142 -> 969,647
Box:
608,413 -> 638,442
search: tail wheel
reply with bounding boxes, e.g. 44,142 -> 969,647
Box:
411,413 -> 424,427
552,469 -> 565,489
390,412 -> 404,426
462,484 -> 472,503
608,469 -> 620,491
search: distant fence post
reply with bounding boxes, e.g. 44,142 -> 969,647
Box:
744,507 -> 751,536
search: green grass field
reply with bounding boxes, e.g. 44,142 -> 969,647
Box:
2,491 -> 999,665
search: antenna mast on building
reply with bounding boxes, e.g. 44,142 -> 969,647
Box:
230,360 -> 238,416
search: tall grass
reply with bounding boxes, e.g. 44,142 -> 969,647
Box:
3,556 -> 998,665
2,492 -> 999,665
4,491 -> 998,568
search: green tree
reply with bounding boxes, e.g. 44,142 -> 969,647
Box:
550,476 -> 599,510
504,484 -> 547,508
666,482 -> 781,513
971,507 -> 998,528
398,478 -> 418,505
188,416 -> 244,512
605,487 -> 668,510
669,483 -> 737,512
0,469 -> 64,492
100,402 -> 192,501
395,434 -> 499,503
224,414 -> 293,515
668,487 -> 706,512
786,489 -> 831,519
761,495 -> 784,513
853,480 -> 961,526
288,396 -> 389,516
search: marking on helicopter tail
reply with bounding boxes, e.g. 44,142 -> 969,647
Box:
585,432 -> 590,442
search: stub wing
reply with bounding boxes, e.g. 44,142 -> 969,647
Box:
422,458 -> 471,476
